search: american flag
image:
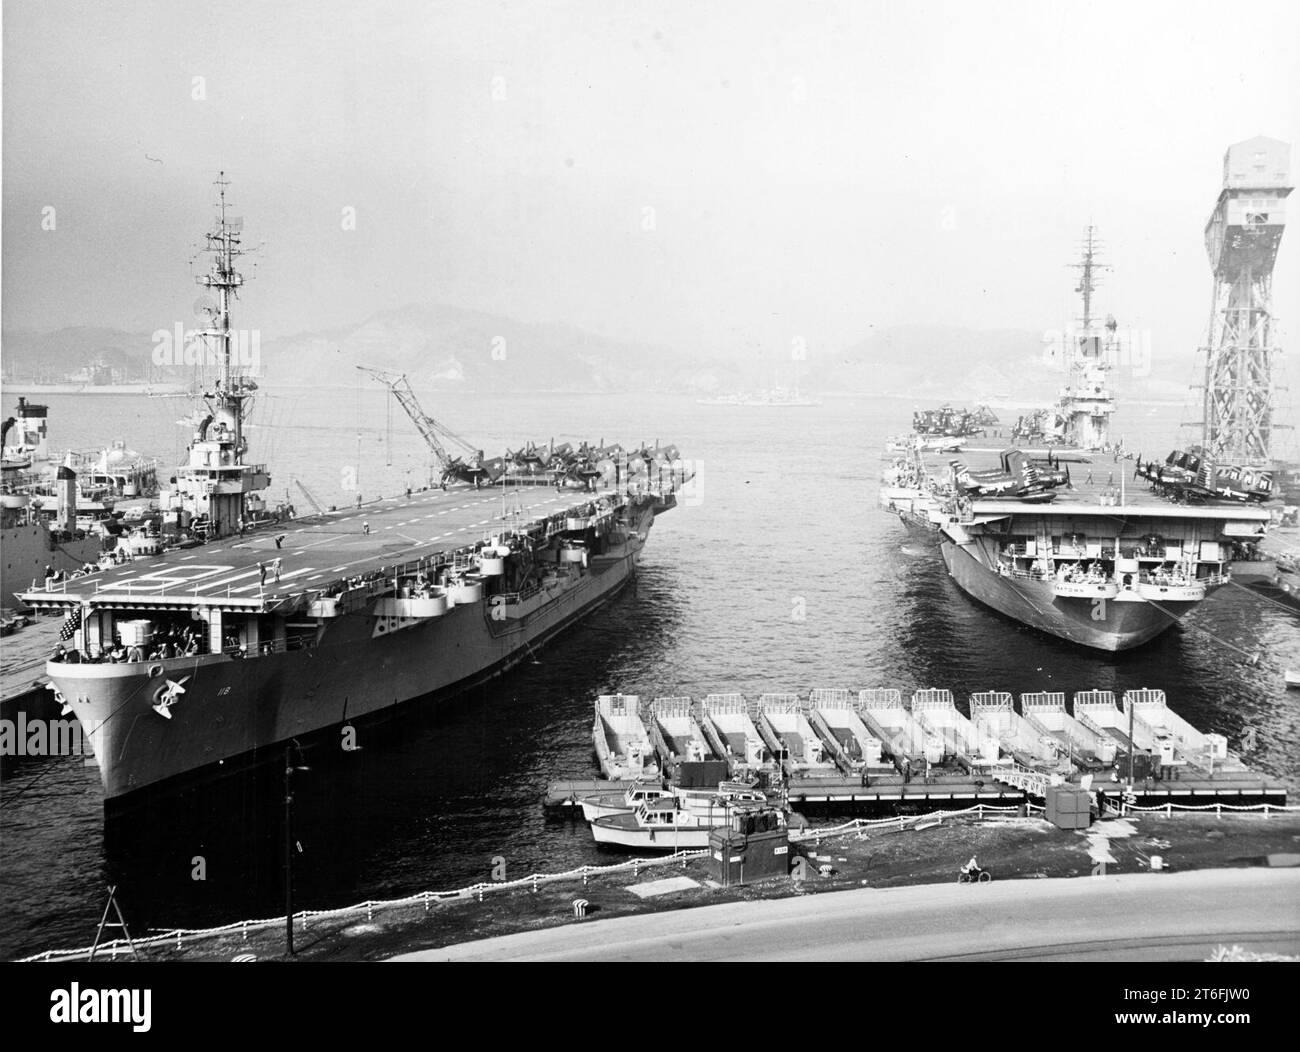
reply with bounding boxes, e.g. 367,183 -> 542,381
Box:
58,607 -> 82,641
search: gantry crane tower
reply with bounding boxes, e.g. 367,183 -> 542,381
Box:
1199,137 -> 1292,466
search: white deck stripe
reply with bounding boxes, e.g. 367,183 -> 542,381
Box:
194,567 -> 267,592
228,567 -> 316,594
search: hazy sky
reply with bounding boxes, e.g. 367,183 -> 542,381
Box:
3,0 -> 1298,367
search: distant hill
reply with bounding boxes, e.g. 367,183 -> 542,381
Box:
264,303 -> 733,393
810,323 -> 1211,405
4,310 -> 1294,406
0,326 -> 175,383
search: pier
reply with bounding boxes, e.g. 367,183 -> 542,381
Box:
546,686 -> 1285,816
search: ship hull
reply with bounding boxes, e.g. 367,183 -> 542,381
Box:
1229,560 -> 1300,615
939,538 -> 1187,651
2,524 -> 103,608
48,505 -> 658,807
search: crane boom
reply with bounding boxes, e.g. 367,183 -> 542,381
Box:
291,477 -> 325,517
357,366 -> 479,476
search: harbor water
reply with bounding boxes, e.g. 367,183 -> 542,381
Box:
1,387 -> 1297,960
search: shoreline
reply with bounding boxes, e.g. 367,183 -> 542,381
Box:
19,809 -> 1300,963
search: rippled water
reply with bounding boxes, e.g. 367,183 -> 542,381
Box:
1,388 -> 1297,959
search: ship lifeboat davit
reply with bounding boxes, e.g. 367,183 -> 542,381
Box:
1052,579 -> 1120,600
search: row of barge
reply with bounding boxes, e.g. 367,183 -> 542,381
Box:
546,688 -> 1285,826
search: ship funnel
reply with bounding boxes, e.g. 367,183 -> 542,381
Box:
56,465 -> 77,532
14,397 -> 51,461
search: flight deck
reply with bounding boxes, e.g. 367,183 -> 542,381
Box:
20,481 -> 641,610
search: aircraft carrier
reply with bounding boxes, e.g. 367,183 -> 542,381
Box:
15,176 -> 693,809
881,222 -> 1275,651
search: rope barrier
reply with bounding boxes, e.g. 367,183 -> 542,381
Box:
15,849 -> 705,963
17,799 -> 1299,963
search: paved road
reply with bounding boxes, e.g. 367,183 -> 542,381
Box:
395,869 -> 1300,962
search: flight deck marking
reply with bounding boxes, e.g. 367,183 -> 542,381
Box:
194,567 -> 267,591
228,567 -> 316,594
291,536 -> 339,552
107,563 -> 237,594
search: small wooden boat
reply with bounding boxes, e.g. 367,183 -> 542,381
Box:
590,798 -> 783,851
579,779 -> 769,823
592,694 -> 660,781
578,782 -> 673,823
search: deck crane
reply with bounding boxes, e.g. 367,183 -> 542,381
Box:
356,367 -> 506,486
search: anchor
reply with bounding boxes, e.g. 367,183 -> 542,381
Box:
152,675 -> 191,719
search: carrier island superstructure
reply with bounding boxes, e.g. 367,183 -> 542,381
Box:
881,229 -> 1271,651
17,176 -> 693,807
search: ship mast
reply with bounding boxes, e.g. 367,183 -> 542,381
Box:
171,172 -> 269,539
1057,226 -> 1116,450
200,172 -> 249,449
1073,225 -> 1099,332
